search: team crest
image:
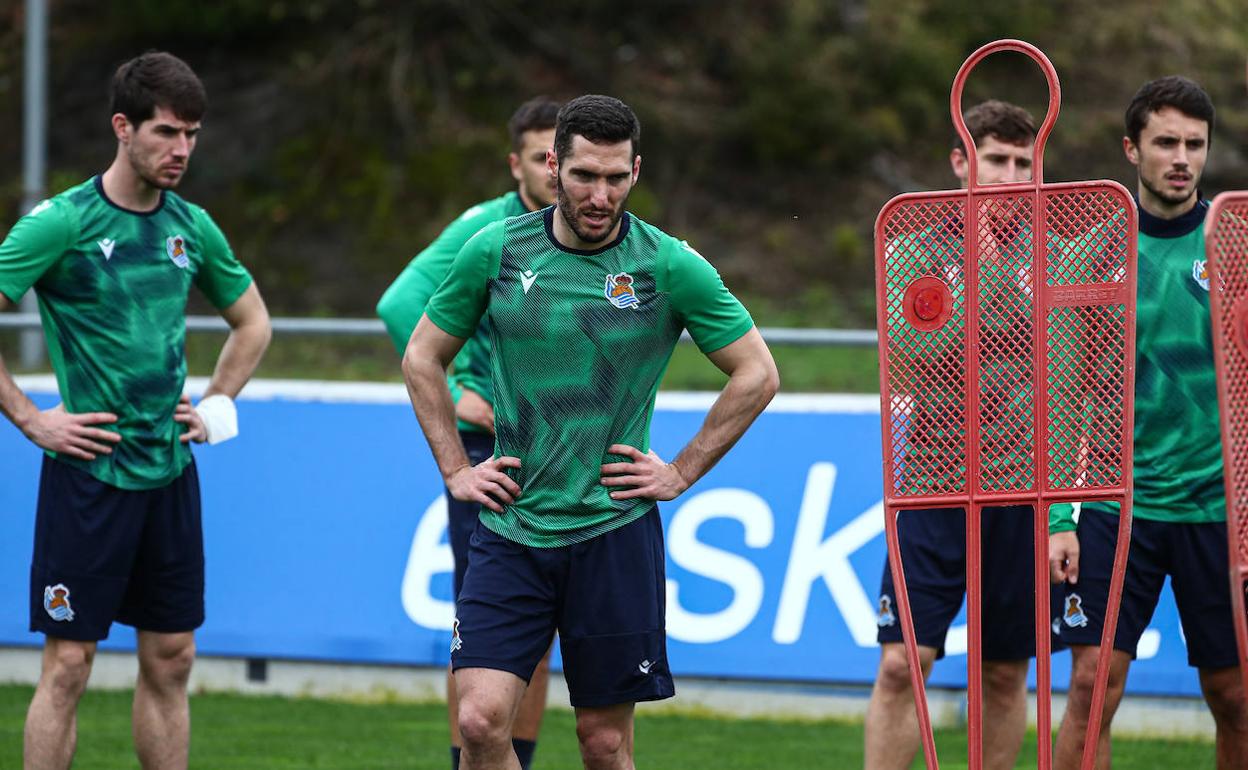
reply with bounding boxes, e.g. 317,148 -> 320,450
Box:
450,618 -> 463,653
604,272 -> 639,309
1063,593 -> 1089,628
877,595 -> 896,627
1192,259 -> 1210,291
166,235 -> 190,269
43,584 -> 75,622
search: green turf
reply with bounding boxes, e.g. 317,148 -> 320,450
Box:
0,684 -> 1213,769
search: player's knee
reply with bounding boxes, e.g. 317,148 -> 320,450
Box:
575,716 -> 627,762
1202,678 -> 1248,727
982,661 -> 1027,701
42,643 -> 94,702
140,638 -> 196,689
875,647 -> 917,695
457,698 -> 510,750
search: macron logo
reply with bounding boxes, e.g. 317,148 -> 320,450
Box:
97,239 -> 115,260
638,659 -> 655,675
520,270 -> 538,295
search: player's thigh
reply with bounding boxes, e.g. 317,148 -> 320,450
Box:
452,521 -> 558,684
559,506 -> 674,708
1169,521 -> 1240,669
117,460 -> 204,634
1056,509 -> 1164,655
877,507 -> 967,657
981,505 -> 1059,660
30,456 -> 147,642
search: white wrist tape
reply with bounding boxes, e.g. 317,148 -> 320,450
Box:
196,395 -> 239,445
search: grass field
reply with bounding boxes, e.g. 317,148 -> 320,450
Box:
0,684 -> 1213,769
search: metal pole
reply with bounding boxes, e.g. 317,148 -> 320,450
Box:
18,0 -> 47,369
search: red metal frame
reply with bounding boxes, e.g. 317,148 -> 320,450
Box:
873,39 -> 1137,770
1204,191 -> 1248,703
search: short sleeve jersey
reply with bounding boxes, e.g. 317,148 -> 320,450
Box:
1051,200 -> 1223,531
376,192 -> 527,432
426,208 -> 754,547
0,176 -> 254,490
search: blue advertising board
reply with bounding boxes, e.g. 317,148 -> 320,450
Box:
0,378 -> 1197,695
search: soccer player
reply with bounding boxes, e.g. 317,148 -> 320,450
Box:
1049,76 -> 1248,770
865,100 -> 1064,770
402,94 -> 778,770
376,96 -> 561,770
0,52 -> 271,769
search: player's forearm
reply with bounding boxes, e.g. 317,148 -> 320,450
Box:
0,351 -> 39,435
403,347 -> 470,481
671,358 -> 778,486
203,315 -> 271,399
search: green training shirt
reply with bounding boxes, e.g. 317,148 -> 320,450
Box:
0,176 -> 253,490
376,192 -> 528,432
1050,200 -> 1223,531
426,208 -> 754,547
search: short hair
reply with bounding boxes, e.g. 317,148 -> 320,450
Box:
954,100 -> 1037,153
1124,75 -> 1215,145
109,52 -> 207,127
553,95 -> 641,164
508,97 -> 561,152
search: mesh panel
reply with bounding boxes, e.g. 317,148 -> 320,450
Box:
876,184 -> 1133,504
880,196 -> 968,497
1043,190 -> 1132,493
1207,195 -> 1248,565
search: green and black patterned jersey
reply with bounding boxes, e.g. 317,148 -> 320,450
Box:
0,176 -> 253,490
426,208 -> 754,547
1051,200 -> 1223,531
376,192 -> 528,433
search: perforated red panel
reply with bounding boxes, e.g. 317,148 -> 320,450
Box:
876,184 -> 1134,508
1204,191 -> 1248,701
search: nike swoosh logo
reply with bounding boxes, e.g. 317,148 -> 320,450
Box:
521,271 -> 538,294
98,239 -> 115,259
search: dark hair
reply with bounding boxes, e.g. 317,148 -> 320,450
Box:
508,97 -> 560,152
1124,75 -> 1214,145
109,52 -> 206,127
553,95 -> 640,163
954,100 -> 1036,153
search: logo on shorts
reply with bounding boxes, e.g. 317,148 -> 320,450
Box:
638,659 -> 655,675
43,584 -> 75,622
1063,593 -> 1089,628
166,235 -> 190,269
450,618 -> 463,653
1193,259 -> 1210,291
877,595 -> 897,627
604,272 -> 639,309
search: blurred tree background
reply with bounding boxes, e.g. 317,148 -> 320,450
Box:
0,0 -> 1245,330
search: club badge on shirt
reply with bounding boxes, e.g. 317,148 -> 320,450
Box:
604,272 -> 639,309
1192,259 -> 1210,291
167,235 -> 190,269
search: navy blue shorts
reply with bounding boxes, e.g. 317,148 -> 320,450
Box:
1057,508 -> 1239,668
29,455 -> 204,641
877,505 -> 1065,660
451,506 -> 674,708
449,430 -> 495,599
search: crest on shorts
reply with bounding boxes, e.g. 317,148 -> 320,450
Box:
43,584 -> 75,622
604,272 -> 639,309
877,594 -> 896,627
166,235 -> 190,269
450,617 -> 463,653
1192,259 -> 1210,291
1063,593 -> 1089,628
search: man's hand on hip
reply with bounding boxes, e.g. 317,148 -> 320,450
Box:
600,444 -> 689,502
23,404 -> 121,460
